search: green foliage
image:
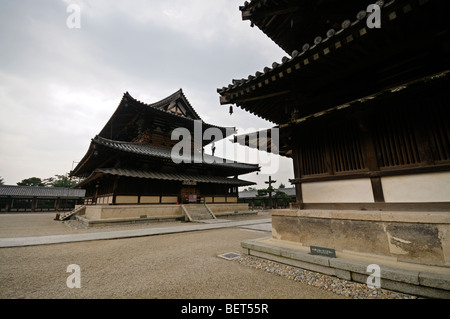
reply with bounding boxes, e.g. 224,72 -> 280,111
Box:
17,174 -> 81,188
17,177 -> 45,187
278,183 -> 285,189
44,175 -> 78,188
274,190 -> 289,200
256,189 -> 268,197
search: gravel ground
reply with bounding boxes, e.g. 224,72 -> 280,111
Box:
236,255 -> 416,299
0,227 -> 344,299
0,212 -> 416,299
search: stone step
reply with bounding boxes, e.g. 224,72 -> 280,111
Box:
58,205 -> 86,221
183,205 -> 215,221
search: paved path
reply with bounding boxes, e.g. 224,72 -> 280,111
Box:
0,218 -> 271,248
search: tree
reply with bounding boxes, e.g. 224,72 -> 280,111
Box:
17,177 -> 45,187
256,189 -> 268,197
278,183 -> 285,189
44,174 -> 78,188
274,190 -> 289,200
273,190 -> 292,208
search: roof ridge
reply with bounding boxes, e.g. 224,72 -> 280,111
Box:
126,89 -> 202,121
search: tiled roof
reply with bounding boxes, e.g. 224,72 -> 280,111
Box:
93,136 -> 260,172
80,168 -> 256,187
127,89 -> 202,121
218,0 -> 447,124
98,89 -> 235,144
218,0 -> 399,96
0,185 -> 86,198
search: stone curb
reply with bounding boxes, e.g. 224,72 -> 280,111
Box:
241,239 -> 450,299
0,218 -> 271,248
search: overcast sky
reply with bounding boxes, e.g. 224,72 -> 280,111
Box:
0,0 -> 293,189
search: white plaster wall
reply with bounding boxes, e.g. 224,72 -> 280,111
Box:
140,196 -> 160,204
381,171 -> 450,203
115,196 -> 139,204
302,178 -> 375,203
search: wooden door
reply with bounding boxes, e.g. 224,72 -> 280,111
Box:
180,186 -> 200,203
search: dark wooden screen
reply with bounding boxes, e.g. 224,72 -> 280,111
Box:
296,94 -> 450,179
428,97 -> 450,163
299,133 -> 328,176
329,123 -> 366,173
372,105 -> 421,168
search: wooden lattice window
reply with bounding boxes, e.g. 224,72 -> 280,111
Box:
372,107 -> 421,168
428,98 -> 450,162
299,133 -> 328,176
329,123 -> 366,173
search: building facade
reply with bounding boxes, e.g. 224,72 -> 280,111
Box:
71,89 -> 259,206
0,185 -> 85,212
219,0 -> 450,211
217,0 -> 450,296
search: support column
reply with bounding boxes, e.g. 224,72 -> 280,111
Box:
5,197 -> 12,212
359,118 -> 385,203
31,197 -> 37,212
292,146 -> 304,209
112,177 -> 119,205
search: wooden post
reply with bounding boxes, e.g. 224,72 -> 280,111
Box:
292,146 -> 304,208
31,197 -> 37,212
112,177 -> 119,205
358,118 -> 385,203
5,197 -> 11,212
55,197 -> 60,211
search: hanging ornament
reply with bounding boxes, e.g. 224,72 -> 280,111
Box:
229,105 -> 233,115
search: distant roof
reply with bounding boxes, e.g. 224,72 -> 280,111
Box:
77,168 -> 256,188
238,187 -> 295,199
98,89 -> 235,143
71,135 -> 260,177
0,185 -> 86,198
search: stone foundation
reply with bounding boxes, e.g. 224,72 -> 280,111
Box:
77,203 -> 252,226
271,209 -> 450,267
242,237 -> 450,298
247,209 -> 450,297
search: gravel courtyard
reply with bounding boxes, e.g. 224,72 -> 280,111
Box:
0,212 -> 346,299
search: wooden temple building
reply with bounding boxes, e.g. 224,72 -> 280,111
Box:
218,0 -> 450,297
68,89 -> 259,223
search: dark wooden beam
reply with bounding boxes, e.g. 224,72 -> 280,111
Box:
370,177 -> 385,203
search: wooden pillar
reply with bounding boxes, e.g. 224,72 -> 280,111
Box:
292,145 -> 304,209
112,177 -> 119,205
358,118 -> 385,203
5,197 -> 12,212
31,197 -> 37,212
370,177 -> 385,203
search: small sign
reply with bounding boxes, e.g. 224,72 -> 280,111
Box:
310,245 -> 336,258
188,194 -> 197,203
